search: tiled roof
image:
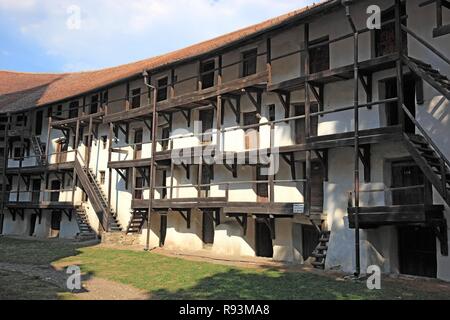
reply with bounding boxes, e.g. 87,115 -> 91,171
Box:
0,0 -> 335,113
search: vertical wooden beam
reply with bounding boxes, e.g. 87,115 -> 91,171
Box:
170,69 -> 176,99
437,0 -> 443,28
45,115 -> 52,164
1,114 -> 10,213
107,123 -> 114,232
197,61 -> 202,91
266,37 -> 272,86
216,96 -> 222,152
125,82 -> 130,111
86,116 -> 93,165
304,23 -> 312,217
395,0 -> 405,131
71,119 -> 80,204
170,161 -> 174,200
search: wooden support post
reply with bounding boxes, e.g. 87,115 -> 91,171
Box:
216,95 -> 222,153
395,0 -> 405,131
45,116 -> 52,164
71,119 -> 80,204
107,123 -> 114,232
125,82 -> 130,111
1,114 -> 11,214
170,69 -> 176,99
304,23 -> 312,217
86,116 -> 93,166
266,37 -> 272,86
170,161 -> 174,200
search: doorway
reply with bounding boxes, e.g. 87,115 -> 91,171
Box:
294,103 -> 319,144
50,211 -> 62,238
202,211 -> 215,245
50,180 -> 61,202
391,160 -> 429,205
31,179 -> 41,203
302,224 -> 320,261
398,226 -> 437,278
255,219 -> 273,258
310,160 -> 324,212
56,141 -> 68,163
256,166 -> 269,203
134,129 -> 143,159
383,75 -> 416,134
243,111 -> 259,149
159,215 -> 167,247
29,214 -> 37,236
199,109 -> 214,143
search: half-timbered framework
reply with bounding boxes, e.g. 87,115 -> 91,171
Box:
0,0 -> 449,280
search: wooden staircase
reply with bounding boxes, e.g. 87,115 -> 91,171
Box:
403,56 -> 450,100
31,136 -> 47,166
311,230 -> 330,270
75,207 -> 97,241
126,210 -> 147,234
74,156 -> 122,232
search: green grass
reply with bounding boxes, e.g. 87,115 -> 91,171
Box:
0,270 -> 66,300
1,237 -> 450,300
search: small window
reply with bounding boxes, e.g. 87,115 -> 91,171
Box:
17,115 -> 27,127
309,37 -> 330,74
268,104 -> 276,121
101,136 -> 108,149
134,177 -> 143,200
241,49 -> 258,77
201,60 -> 215,89
157,77 -> 168,102
90,95 -> 99,114
131,88 -> 141,109
56,105 -> 63,116
69,101 -> 79,119
374,4 -> 407,57
99,171 -> 106,185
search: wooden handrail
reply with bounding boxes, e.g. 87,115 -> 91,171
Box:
402,104 -> 450,168
401,25 -> 450,65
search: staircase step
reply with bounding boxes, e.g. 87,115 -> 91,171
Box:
316,245 -> 328,251
311,261 -> 325,268
312,252 -> 326,259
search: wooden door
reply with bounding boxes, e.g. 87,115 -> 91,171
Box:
134,176 -> 143,200
310,161 -> 324,212
56,142 -> 67,163
255,220 -> 273,258
243,112 -> 259,149
159,215 -> 167,247
383,76 -> 416,134
202,211 -> 215,245
50,180 -> 60,202
31,179 -> 41,203
398,226 -> 437,278
35,111 -> 43,135
199,109 -> 214,143
302,225 -> 320,260
391,161 -> 427,205
256,166 -> 269,203
134,129 -> 143,159
29,214 -> 37,236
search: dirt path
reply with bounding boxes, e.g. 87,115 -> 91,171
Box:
0,262 -> 150,300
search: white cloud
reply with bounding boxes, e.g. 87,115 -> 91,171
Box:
1,0 -> 316,72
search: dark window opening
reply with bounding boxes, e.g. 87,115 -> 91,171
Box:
131,88 -> 141,109
162,127 -> 170,151
69,101 -> 79,119
199,109 -> 214,143
309,36 -> 330,74
17,115 -> 27,127
201,60 -> 215,89
255,219 -> 273,258
13,147 -> 23,159
35,111 -> 43,135
99,171 -> 106,185
134,129 -> 143,159
101,136 -> 108,149
241,49 -> 257,77
56,105 -> 63,116
157,77 -> 168,102
268,104 -> 276,121
90,95 -> 99,114
375,3 -> 407,57
202,211 -> 215,245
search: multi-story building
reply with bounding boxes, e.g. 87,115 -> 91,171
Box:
0,0 -> 449,281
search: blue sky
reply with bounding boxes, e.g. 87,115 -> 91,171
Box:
0,0 -> 316,73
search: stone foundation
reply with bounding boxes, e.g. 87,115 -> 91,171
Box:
101,232 -> 141,246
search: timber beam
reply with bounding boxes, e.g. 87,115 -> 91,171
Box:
174,209 -> 191,229
432,218 -> 449,256
203,209 -> 221,226
224,96 -> 241,124
358,145 -> 371,182
358,73 -> 373,105
114,168 -> 129,189
281,153 -> 296,180
276,92 -> 291,121
228,213 -> 248,236
245,90 -> 262,115
309,84 -> 325,115
33,208 -> 42,223
224,157 -> 238,178
62,208 -> 72,221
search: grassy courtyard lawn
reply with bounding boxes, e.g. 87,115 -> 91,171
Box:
1,237 -> 450,300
